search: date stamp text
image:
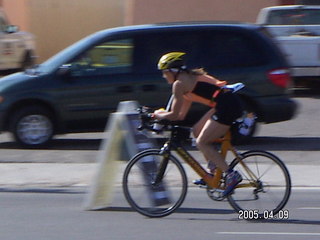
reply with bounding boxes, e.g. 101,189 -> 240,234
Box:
238,210 -> 289,220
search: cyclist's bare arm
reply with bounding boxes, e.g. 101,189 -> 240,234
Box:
154,81 -> 186,121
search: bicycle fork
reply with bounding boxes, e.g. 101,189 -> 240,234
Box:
151,143 -> 171,186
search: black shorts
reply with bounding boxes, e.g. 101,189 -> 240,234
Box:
212,91 -> 244,126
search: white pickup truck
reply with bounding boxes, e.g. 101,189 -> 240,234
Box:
257,5 -> 320,83
0,8 -> 35,72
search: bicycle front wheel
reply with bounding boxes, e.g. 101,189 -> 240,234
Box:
227,150 -> 291,218
123,149 -> 188,218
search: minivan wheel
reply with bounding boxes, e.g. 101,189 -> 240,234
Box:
231,110 -> 257,145
10,106 -> 54,148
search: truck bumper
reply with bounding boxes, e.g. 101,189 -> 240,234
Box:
291,67 -> 320,77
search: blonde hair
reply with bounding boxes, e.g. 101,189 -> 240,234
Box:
188,68 -> 207,76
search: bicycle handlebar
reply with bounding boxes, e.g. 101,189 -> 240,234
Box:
137,106 -> 172,133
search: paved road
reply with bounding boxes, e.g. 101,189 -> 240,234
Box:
0,188 -> 319,240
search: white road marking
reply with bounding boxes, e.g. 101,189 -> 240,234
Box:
298,207 -> 320,210
217,232 -> 320,236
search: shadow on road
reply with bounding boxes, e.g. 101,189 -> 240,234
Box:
89,207 -> 320,226
238,136 -> 320,151
249,218 -> 320,226
0,138 -> 102,150
0,136 -> 319,151
98,206 -> 235,215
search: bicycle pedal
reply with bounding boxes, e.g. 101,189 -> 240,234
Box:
207,188 -> 227,201
207,188 -> 224,192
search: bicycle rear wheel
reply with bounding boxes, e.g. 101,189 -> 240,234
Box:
123,149 -> 188,218
227,150 -> 291,218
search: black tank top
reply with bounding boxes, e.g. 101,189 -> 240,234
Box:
191,81 -> 220,100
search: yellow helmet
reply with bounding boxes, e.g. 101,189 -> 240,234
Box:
157,52 -> 186,70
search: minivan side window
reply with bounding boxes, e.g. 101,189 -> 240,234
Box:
134,30 -> 266,74
134,31 -> 202,73
202,31 -> 267,69
71,39 -> 133,75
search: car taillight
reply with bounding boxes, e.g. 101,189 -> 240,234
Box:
267,69 -> 291,88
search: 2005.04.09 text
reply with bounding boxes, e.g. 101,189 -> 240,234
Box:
238,210 -> 289,220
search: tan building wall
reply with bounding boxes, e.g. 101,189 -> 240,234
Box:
124,0 -> 280,25
2,0 -> 125,62
27,0 -> 125,62
2,0 -> 285,63
1,0 -> 29,31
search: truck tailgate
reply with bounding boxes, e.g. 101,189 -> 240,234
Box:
276,35 -> 320,67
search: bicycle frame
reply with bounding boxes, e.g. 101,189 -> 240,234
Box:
157,129 -> 258,190
123,112 -> 291,218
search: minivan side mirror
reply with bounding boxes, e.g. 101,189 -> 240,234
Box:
5,25 -> 19,34
57,64 -> 72,78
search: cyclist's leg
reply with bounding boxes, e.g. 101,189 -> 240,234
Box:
192,108 -> 218,176
196,119 -> 230,172
197,120 -> 243,196
198,91 -> 243,171
196,92 -> 244,193
193,118 -> 229,186
192,108 -> 215,138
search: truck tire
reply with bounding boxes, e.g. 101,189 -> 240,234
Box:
9,106 -> 55,148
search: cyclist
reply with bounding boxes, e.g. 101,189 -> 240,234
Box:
153,52 -> 243,196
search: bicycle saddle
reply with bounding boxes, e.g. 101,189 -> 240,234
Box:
222,83 -> 245,93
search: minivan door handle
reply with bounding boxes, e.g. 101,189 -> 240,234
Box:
142,84 -> 157,92
117,85 -> 133,93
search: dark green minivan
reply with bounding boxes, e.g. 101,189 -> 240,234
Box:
0,22 -> 297,147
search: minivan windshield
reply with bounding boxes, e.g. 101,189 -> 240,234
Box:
34,33 -> 103,74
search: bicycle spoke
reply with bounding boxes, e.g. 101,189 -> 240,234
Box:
123,149 -> 187,218
228,151 -> 291,217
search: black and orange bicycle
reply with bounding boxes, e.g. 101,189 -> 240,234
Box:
122,107 -> 291,218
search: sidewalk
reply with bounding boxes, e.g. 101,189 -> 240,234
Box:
0,162 -> 319,190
